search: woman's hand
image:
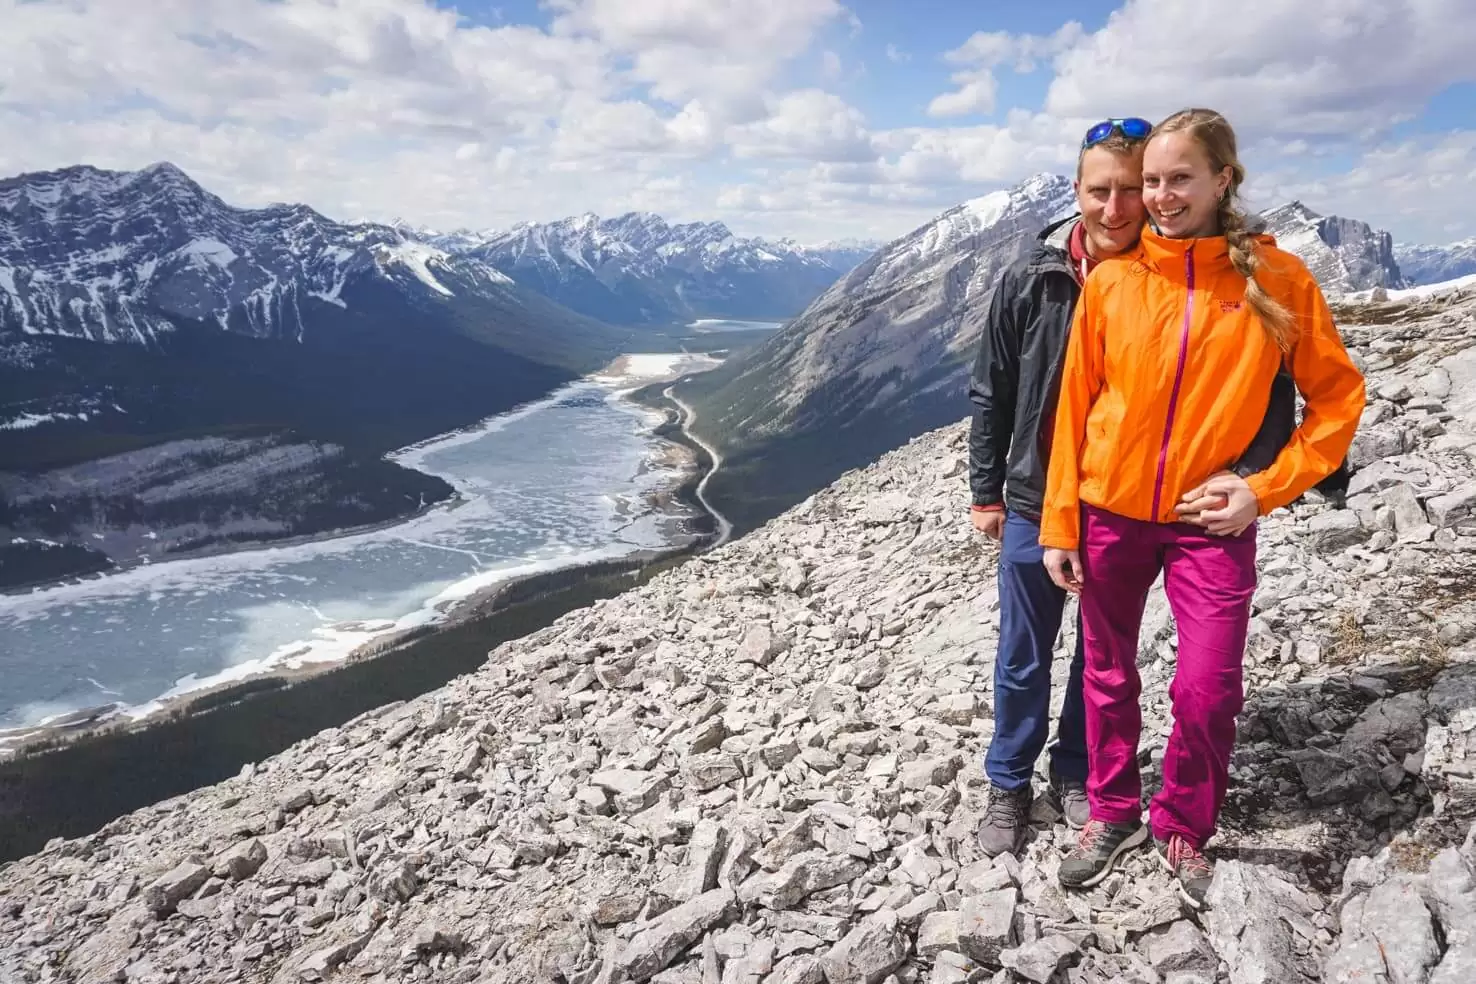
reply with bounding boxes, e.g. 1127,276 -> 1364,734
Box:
1044,548 -> 1084,595
1178,472 -> 1259,536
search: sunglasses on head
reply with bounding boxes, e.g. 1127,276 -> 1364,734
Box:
1081,117 -> 1152,149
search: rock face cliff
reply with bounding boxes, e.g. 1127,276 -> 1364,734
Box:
1258,202 -> 1407,296
4,290 -> 1476,983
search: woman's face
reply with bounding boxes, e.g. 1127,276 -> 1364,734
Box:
1142,131 -> 1232,239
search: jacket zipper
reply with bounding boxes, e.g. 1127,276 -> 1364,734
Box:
1151,245 -> 1195,520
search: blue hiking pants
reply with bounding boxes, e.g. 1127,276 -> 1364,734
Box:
983,510 -> 1088,791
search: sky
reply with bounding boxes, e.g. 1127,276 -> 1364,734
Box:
1,0 -> 1474,245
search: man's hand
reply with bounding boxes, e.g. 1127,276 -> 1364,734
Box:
970,507 -> 1005,541
1178,472 -> 1258,536
1044,548 -> 1084,594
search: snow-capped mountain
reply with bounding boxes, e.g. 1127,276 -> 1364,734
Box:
1257,201 -> 1406,295
0,162 -> 631,472
1394,238 -> 1476,286
471,212 -> 868,325
0,163 -> 619,362
675,172 -> 1077,531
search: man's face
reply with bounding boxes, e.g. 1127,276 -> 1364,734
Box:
1074,145 -> 1146,259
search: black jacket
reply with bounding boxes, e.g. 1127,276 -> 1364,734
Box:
968,216 -> 1080,521
967,217 -> 1351,520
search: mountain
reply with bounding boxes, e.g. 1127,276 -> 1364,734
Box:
796,237 -> 885,272
0,162 -> 636,585
0,162 -> 636,468
471,212 -> 868,326
1394,238 -> 1476,286
673,172 -> 1077,532
1257,201 -> 1406,295
0,163 -> 626,370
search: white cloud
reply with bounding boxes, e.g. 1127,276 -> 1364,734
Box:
928,23 -> 1083,118
927,77 -> 999,118
1250,132 -> 1476,243
1045,0 -> 1476,138
728,90 -> 875,164
0,0 -> 1472,245
548,0 -> 844,115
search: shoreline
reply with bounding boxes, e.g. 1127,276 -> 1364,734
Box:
0,485 -> 463,599
0,375 -> 730,862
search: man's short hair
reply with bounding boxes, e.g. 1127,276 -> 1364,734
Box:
1076,133 -> 1144,179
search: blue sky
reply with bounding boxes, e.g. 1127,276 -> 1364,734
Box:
2,0 -> 1474,244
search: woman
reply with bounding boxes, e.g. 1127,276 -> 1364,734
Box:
1038,108 -> 1365,907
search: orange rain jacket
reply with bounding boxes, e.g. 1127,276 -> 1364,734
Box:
1038,226 -> 1367,552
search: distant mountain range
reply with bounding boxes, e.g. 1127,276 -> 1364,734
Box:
452,213 -> 877,326
1395,238 -> 1476,286
0,162 -> 875,584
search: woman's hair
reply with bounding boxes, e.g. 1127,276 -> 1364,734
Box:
1151,108 -> 1296,350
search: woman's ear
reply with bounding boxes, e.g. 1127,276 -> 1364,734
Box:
1216,165 -> 1234,200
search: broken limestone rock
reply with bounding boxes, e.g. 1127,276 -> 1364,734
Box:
958,889 -> 1018,967
612,888 -> 739,982
142,862 -> 210,917
820,909 -> 910,984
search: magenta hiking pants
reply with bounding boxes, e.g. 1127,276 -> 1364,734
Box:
1078,504 -> 1257,849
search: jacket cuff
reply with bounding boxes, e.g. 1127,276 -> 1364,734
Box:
970,502 -> 1004,513
1243,473 -> 1276,515
1038,530 -> 1079,551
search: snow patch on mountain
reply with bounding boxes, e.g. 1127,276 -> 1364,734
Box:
0,411 -> 92,431
1351,271 -> 1476,302
177,238 -> 238,270
381,241 -> 454,296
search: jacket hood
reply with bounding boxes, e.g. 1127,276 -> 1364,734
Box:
1026,215 -> 1079,274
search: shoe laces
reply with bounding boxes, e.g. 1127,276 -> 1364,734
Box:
983,789 -> 1028,825
1075,819 -> 1107,853
1166,835 -> 1212,879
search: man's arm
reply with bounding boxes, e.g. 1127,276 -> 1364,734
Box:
968,267 -> 1023,511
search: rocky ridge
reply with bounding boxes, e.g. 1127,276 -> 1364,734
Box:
1258,202 -> 1406,296
5,290 -> 1476,983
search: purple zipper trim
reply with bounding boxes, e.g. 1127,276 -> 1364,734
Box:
1151,246 -> 1195,520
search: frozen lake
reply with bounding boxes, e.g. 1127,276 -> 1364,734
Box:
0,353 -> 718,734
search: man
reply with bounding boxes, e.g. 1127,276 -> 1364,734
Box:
968,117 -> 1150,858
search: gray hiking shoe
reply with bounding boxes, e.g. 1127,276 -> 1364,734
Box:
1155,835 -> 1214,909
1058,818 -> 1147,889
1049,770 -> 1090,829
976,785 -> 1033,858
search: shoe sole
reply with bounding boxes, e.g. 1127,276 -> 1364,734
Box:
1061,824 -> 1148,889
1152,843 -> 1207,910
